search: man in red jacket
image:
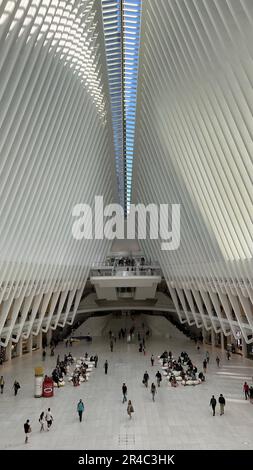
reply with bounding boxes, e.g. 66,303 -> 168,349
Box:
243,382 -> 249,400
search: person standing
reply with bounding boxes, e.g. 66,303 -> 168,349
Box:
104,360 -> 108,375
24,419 -> 31,443
243,382 -> 249,400
151,383 -> 157,402
0,376 -> 4,394
218,394 -> 226,415
45,408 -> 53,430
143,371 -> 149,388
127,400 -> 134,419
42,349 -> 46,361
13,380 -> 20,396
94,355 -> 98,368
77,399 -> 85,422
206,351 -> 210,364
151,354 -> 154,366
39,412 -> 45,431
226,350 -> 231,360
122,383 -> 127,403
203,359 -> 207,373
249,386 -> 253,404
155,371 -> 162,387
216,356 -> 220,367
210,395 -> 217,416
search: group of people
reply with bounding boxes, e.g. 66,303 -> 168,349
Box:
24,408 -> 54,443
243,382 -> 253,402
160,350 -> 206,385
142,371 -> 161,399
0,376 -> 20,395
210,395 -> 226,416
52,351 -> 98,387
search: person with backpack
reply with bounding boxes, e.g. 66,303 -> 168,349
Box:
24,419 -> 31,443
218,394 -> 226,415
143,371 -> 149,388
127,400 -> 134,419
122,383 -> 127,403
210,395 -> 217,416
13,380 -> 20,396
155,371 -> 162,387
77,399 -> 85,422
151,383 -> 157,402
45,408 -> 53,430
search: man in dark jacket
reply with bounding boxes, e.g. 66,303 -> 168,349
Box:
143,371 -> 149,388
156,371 -> 162,387
210,395 -> 217,416
218,394 -> 226,415
122,383 -> 127,403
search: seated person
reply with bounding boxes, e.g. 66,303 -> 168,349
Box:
171,375 -> 178,387
160,351 -> 168,359
198,372 -> 205,382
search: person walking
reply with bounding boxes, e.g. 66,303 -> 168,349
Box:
122,383 -> 127,403
155,370 -> 162,387
39,412 -> 45,431
45,408 -> 53,430
216,356 -> 220,367
218,394 -> 226,415
249,386 -> 253,404
226,350 -> 231,360
77,399 -> 84,422
104,360 -> 108,375
210,395 -> 217,416
151,354 -> 154,366
203,359 -> 207,373
151,383 -> 157,402
143,371 -> 149,388
94,355 -> 98,368
0,376 -> 4,394
42,349 -> 46,361
206,351 -> 210,364
13,380 -> 20,396
24,419 -> 31,444
243,382 -> 249,400
127,400 -> 134,419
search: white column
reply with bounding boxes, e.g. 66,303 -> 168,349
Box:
241,337 -> 247,358
27,334 -> 33,354
220,332 -> 225,351
202,327 -> 206,344
46,328 -> 52,346
5,341 -> 12,362
36,330 -> 42,350
16,338 -> 23,357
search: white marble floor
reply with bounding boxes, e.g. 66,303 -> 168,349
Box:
0,319 -> 253,450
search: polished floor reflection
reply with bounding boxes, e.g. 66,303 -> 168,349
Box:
0,317 -> 253,450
